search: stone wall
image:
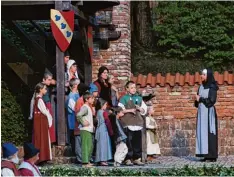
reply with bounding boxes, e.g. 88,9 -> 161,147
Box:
137,84 -> 234,156
92,1 -> 131,92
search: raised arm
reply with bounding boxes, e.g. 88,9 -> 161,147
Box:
118,97 -> 136,114
199,88 -> 217,108
76,106 -> 88,125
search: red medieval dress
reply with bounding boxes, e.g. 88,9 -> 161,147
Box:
33,95 -> 52,163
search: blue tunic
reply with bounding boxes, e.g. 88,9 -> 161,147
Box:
95,110 -> 112,162
66,92 -> 80,130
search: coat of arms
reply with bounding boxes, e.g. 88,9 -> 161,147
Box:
50,9 -> 74,52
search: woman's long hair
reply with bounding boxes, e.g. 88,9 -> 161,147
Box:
97,66 -> 110,87
95,98 -> 107,111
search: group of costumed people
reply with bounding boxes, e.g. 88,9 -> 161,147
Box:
1,49 -> 219,174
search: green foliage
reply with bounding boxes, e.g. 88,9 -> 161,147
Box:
39,165 -> 234,176
1,81 -> 27,146
152,2 -> 234,70
132,48 -> 206,75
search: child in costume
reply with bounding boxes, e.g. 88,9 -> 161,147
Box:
118,81 -> 147,166
76,92 -> 95,167
95,98 -> 113,166
66,78 -> 80,155
110,106 -> 128,167
146,106 -> 161,162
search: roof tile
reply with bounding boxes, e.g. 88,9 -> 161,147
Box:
185,72 -> 190,84
146,73 -> 152,86
175,73 -> 180,85
160,76 -> 165,87
151,76 -> 156,87
224,71 -> 229,83
194,72 -> 200,84
179,75 -> 185,86
131,71 -> 234,88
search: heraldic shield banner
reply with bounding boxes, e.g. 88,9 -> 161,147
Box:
50,9 -> 74,52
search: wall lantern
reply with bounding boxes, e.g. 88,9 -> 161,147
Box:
93,42 -> 100,57
95,11 -> 113,24
100,28 -> 108,39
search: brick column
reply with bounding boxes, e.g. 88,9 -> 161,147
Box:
92,1 -> 131,92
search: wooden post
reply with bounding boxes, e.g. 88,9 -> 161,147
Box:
80,25 -> 92,85
55,46 -> 65,145
55,1 -> 69,146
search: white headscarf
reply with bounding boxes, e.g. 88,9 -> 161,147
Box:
67,59 -> 79,80
202,69 -> 207,75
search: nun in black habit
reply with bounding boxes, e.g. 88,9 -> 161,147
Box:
195,69 -> 219,162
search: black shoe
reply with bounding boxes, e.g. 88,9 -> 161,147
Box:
206,158 -> 217,162
198,158 -> 206,162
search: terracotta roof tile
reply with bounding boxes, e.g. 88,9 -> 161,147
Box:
179,75 -> 185,86
151,76 -> 156,87
156,73 -> 162,85
175,73 -> 180,85
228,73 -> 233,84
218,74 -> 223,85
146,73 -> 152,86
160,76 -> 165,87
224,71 -> 229,83
165,73 -> 171,84
214,71 -> 219,81
184,72 -> 190,85
131,71 -> 234,88
141,75 -> 147,88
194,72 -> 200,84
189,75 -> 194,86
170,75 -> 175,86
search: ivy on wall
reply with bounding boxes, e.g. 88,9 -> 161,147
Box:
132,2 -> 234,75
153,2 -> 234,70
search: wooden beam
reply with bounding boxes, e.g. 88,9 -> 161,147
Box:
1,1 -> 54,6
29,20 -> 49,39
4,20 -> 49,65
80,26 -> 92,85
55,1 -> 66,146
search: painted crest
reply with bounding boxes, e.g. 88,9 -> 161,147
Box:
50,9 -> 74,52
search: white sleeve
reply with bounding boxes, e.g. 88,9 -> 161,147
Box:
1,168 -> 15,177
118,102 -> 126,110
140,101 -> 147,116
29,93 -> 35,120
68,99 -> 76,111
146,117 -> 155,129
37,98 -> 52,127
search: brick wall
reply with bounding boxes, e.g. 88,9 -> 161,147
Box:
92,1 -> 131,92
138,84 -> 234,156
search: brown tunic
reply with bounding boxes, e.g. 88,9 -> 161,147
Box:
119,100 -> 144,128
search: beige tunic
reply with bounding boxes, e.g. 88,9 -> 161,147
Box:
146,116 -> 161,155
